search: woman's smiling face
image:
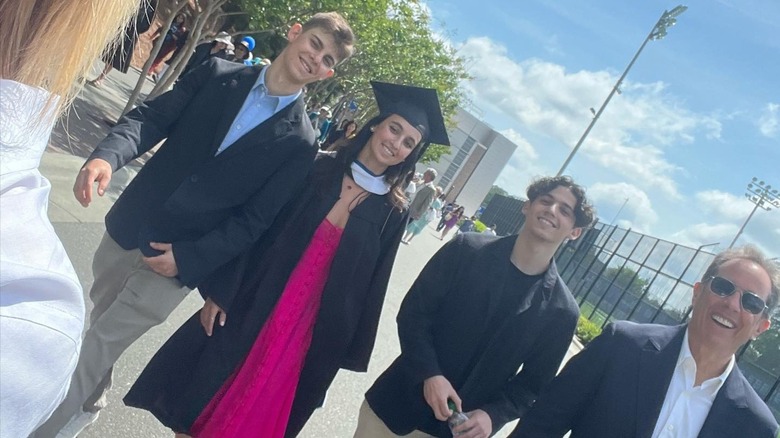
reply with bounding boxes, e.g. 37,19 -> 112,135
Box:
358,114 -> 421,174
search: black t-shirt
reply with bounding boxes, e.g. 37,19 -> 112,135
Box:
464,261 -> 545,377
500,262 -> 545,315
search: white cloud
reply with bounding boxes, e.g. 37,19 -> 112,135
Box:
499,128 -> 538,160
671,223 -> 735,250
493,129 -> 546,196
587,182 -> 658,233
456,36 -> 722,199
671,189 -> 780,257
695,190 -> 756,221
757,102 -> 779,138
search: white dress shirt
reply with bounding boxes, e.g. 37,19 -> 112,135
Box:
651,329 -> 734,438
0,79 -> 84,436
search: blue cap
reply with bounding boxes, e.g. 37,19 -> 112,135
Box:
241,36 -> 256,51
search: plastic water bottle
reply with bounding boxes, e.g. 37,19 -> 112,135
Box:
447,399 -> 469,435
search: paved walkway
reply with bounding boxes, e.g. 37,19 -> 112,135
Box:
37,64 -> 583,437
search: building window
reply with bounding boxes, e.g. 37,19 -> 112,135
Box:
440,135 -> 477,190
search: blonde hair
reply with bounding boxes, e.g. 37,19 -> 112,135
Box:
0,0 -> 139,113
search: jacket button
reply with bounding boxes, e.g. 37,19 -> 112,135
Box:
190,175 -> 199,182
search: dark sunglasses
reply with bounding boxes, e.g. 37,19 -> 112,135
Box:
706,276 -> 768,315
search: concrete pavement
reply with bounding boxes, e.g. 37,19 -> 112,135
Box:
36,65 -> 582,437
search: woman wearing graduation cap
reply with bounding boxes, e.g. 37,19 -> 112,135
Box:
123,81 -> 450,437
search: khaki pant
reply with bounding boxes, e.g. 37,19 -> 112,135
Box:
353,399 -> 436,438
32,233 -> 190,437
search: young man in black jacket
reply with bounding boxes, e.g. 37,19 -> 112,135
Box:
357,176 -> 595,438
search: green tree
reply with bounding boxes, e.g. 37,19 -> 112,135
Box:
744,314 -> 780,375
602,266 -> 649,297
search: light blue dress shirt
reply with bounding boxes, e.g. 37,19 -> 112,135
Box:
216,67 -> 300,155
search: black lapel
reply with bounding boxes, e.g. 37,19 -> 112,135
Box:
209,66 -> 263,154
635,325 -> 686,438
483,236 -> 517,318
698,366 -> 746,437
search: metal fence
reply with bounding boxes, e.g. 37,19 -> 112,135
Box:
555,222 -> 780,421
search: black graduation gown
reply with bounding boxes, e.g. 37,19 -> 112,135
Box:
124,155 -> 407,437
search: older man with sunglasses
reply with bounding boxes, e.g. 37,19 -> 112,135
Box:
510,245 -> 779,438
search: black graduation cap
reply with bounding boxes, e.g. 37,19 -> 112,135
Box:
370,81 -> 451,152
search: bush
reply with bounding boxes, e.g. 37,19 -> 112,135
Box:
576,315 -> 602,345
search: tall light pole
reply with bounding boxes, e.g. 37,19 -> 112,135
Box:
729,178 -> 780,248
609,197 -> 630,225
556,5 -> 688,176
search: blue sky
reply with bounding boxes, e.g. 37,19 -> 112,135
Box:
424,0 -> 779,258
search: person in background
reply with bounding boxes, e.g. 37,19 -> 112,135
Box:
436,202 -> 455,232
149,13 -> 188,79
402,168 -> 437,242
439,205 -> 465,240
179,31 -> 234,77
231,36 -> 256,65
86,1 -> 157,87
510,245 -> 779,438
357,176 -> 595,438
124,81 -> 451,438
482,223 -> 497,236
32,13 -> 355,438
0,1 -> 139,436
402,187 -> 444,245
310,105 -> 333,145
324,119 -> 359,151
404,172 -> 418,202
457,215 -> 476,235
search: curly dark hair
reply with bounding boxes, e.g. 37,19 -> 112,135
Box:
333,114 -> 426,210
526,176 -> 596,228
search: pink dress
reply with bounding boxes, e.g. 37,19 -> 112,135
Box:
190,219 -> 343,437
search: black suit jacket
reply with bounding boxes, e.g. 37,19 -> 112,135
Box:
510,322 -> 779,438
366,234 -> 580,436
89,58 -> 316,288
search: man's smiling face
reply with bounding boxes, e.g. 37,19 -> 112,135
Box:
689,258 -> 771,356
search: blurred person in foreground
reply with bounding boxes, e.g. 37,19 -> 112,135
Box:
510,245 -> 780,438
0,1 -> 139,436
358,176 -> 595,438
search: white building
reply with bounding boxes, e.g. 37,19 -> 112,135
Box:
417,106 -> 516,216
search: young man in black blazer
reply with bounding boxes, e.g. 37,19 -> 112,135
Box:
34,13 -> 355,438
510,245 -> 779,438
357,176 -> 596,438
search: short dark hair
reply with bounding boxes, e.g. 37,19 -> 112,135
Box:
301,12 -> 356,63
701,245 -> 780,316
526,176 -> 595,228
